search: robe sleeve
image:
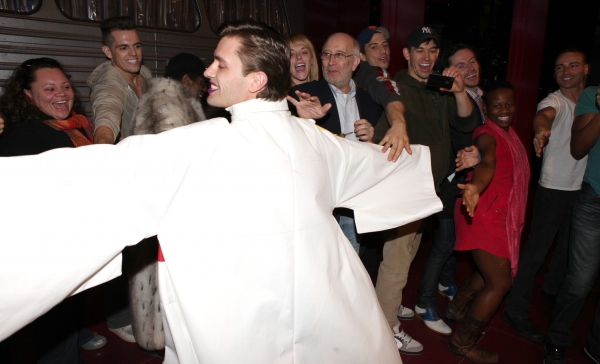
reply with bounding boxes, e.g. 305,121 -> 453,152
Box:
0,119 -> 225,341
326,137 -> 442,233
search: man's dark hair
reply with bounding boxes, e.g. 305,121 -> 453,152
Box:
101,16 -> 136,46
441,43 -> 477,68
555,48 -> 587,65
407,38 -> 438,52
483,80 -> 514,103
218,20 -> 289,101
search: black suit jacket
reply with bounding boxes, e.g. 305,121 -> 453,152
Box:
288,79 -> 382,135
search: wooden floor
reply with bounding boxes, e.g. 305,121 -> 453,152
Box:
2,232 -> 598,364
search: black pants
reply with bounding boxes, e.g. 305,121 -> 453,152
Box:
504,185 -> 579,318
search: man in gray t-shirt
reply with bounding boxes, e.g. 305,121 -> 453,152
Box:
503,49 -> 589,343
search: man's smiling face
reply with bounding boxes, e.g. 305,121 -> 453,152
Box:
404,40 -> 439,82
554,52 -> 588,90
449,48 -> 480,91
102,29 -> 142,79
204,36 -> 256,108
361,32 -> 390,70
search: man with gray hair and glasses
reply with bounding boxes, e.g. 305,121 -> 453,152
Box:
288,32 -> 382,255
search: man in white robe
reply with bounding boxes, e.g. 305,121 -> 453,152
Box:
0,20 -> 442,363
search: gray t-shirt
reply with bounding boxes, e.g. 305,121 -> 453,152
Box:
537,90 -> 587,190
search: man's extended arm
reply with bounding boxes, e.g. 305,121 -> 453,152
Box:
571,86 -> 600,160
94,125 -> 116,144
442,66 -> 473,118
353,62 -> 411,160
90,85 -> 127,144
380,101 -> 411,161
533,107 -> 556,157
571,112 -> 600,159
286,90 -> 332,120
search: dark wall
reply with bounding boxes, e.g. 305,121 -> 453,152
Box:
303,0 -> 371,56
538,0 -> 600,95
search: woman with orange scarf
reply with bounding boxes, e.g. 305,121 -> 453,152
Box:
0,58 -> 101,363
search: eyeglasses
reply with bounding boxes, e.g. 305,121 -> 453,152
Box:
320,51 -> 357,61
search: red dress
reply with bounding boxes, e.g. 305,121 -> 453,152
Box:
454,120 -> 530,277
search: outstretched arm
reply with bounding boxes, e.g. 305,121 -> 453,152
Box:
533,107 -> 556,158
379,101 -> 412,161
286,90 -> 331,120
458,133 -> 496,216
455,145 -> 480,171
442,66 -> 473,118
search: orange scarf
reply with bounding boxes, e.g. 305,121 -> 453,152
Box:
42,113 -> 94,147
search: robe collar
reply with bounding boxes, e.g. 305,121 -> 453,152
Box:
226,98 -> 289,117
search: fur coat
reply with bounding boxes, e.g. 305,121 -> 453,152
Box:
128,77 -> 206,350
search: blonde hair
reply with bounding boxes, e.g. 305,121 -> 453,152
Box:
286,34 -> 319,87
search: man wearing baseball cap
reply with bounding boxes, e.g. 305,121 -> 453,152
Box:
354,26 -> 403,144
354,25 -> 425,356
353,26 -> 412,164
374,25 -> 477,356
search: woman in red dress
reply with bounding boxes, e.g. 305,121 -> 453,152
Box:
446,81 -> 530,363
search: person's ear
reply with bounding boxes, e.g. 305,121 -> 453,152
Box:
359,53 -> 367,62
102,45 -> 112,60
181,74 -> 192,88
249,71 -> 268,94
24,89 -> 32,99
584,63 -> 590,75
403,48 -> 410,61
351,55 -> 360,71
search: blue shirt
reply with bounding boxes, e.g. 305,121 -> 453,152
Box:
575,86 -> 600,194
328,80 -> 360,141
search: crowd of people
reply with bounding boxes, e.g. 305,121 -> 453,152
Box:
0,16 -> 598,364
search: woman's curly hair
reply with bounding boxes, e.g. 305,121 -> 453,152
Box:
0,57 -> 86,124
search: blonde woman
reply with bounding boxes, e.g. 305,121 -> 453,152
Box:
287,34 -> 318,89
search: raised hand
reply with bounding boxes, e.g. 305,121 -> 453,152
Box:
287,91 -> 332,120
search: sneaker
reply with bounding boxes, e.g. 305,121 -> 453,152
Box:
80,333 -> 107,350
392,322 -> 423,355
585,344 -> 600,364
544,345 -> 566,364
438,283 -> 458,300
415,305 -> 451,335
108,324 -> 136,343
397,305 -> 415,320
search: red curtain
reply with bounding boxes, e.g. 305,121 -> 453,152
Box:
381,0 -> 426,77
505,0 -> 550,149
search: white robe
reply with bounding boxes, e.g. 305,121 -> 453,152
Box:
0,99 -> 442,363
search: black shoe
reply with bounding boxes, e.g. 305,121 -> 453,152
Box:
502,311 -> 544,343
585,344 -> 600,364
544,345 -> 566,364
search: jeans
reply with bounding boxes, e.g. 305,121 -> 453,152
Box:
416,217 -> 457,308
545,182 -> 600,354
505,185 -> 579,319
335,211 -> 360,253
416,175 -> 459,309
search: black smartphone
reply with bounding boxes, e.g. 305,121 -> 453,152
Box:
426,73 -> 454,90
